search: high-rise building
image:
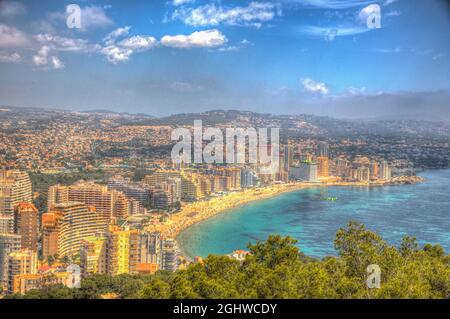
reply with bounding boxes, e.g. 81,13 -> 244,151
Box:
0,233 -> 21,290
166,178 -> 182,203
152,190 -> 172,210
380,161 -> 392,180
107,176 -> 151,205
144,170 -> 182,187
181,174 -> 202,202
197,175 -> 212,197
48,181 -> 134,221
241,168 -> 257,188
356,167 -> 370,182
0,170 -> 32,218
139,231 -> 162,267
150,178 -> 182,211
317,142 -> 330,158
162,239 -> 179,272
113,191 -> 131,220
290,161 -> 318,182
335,158 -> 349,178
370,161 -> 379,180
0,215 -> 14,234
41,212 -> 60,258
14,202 -> 39,251
317,157 -> 330,178
284,145 -> 293,173
42,202 -> 107,258
80,235 -> 107,276
224,168 -> 242,190
7,249 -> 37,293
105,226 -> 139,275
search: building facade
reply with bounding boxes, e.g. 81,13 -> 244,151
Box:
14,202 -> 39,251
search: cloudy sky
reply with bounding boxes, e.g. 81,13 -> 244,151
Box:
0,0 -> 449,118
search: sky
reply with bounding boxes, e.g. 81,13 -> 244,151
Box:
0,0 -> 449,118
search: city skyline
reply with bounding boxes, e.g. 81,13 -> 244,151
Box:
0,0 -> 449,118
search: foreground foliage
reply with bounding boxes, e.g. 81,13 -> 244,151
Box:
7,222 -> 450,299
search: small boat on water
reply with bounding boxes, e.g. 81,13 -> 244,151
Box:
320,196 -> 338,202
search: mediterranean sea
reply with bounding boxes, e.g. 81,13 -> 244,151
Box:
177,170 -> 450,258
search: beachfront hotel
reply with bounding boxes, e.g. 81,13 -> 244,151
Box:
42,202 -> 107,258
48,181 -> 142,221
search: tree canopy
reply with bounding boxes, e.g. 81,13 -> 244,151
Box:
6,222 -> 449,299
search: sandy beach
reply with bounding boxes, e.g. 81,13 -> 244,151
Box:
147,175 -> 424,243
157,182 -> 309,239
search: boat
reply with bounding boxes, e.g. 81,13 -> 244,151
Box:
320,196 -> 338,202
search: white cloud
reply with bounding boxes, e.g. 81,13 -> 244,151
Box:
215,39 -> 253,52
33,46 -> 64,70
35,34 -> 92,52
300,3 -> 387,41
118,36 -> 158,51
386,10 -> 402,17
104,26 -> 131,45
0,1 -> 26,17
347,86 -> 366,95
100,27 -> 157,64
171,2 -> 281,28
101,28 -> 226,62
100,45 -> 133,64
161,29 -> 227,48
384,0 -> 398,6
0,52 -> 21,63
33,46 -> 50,66
433,53 -> 446,61
301,78 -> 329,95
0,24 -> 29,47
50,55 -> 64,69
216,45 -> 240,52
294,0 -> 374,9
79,6 -> 114,29
300,25 -> 370,40
367,47 -> 401,54
172,0 -> 195,6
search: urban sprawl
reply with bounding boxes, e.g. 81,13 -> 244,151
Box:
0,108 -> 444,296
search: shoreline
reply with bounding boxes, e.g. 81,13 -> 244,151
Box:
145,176 -> 425,259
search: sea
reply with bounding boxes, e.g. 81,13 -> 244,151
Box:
177,170 -> 450,258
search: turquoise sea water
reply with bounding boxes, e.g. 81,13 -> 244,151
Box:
177,170 -> 450,258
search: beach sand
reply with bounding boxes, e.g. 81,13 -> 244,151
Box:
145,176 -> 424,248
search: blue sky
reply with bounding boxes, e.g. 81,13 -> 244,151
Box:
0,0 -> 449,117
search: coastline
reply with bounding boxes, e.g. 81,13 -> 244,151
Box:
164,182 -> 309,239
145,175 -> 425,259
